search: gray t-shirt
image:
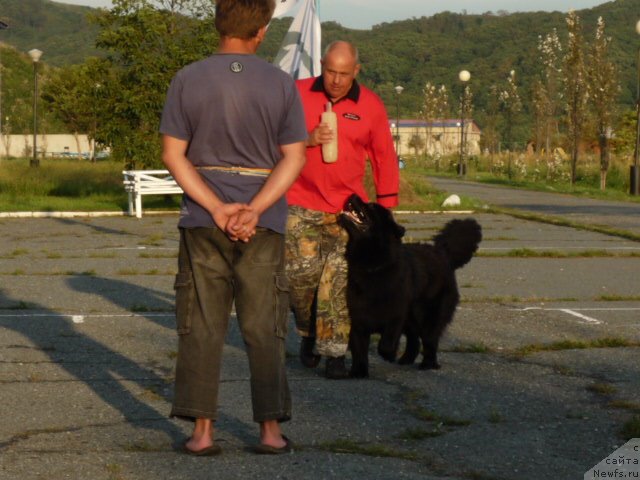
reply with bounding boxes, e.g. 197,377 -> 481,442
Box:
160,54 -> 307,233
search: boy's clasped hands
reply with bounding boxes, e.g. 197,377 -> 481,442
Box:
211,203 -> 258,242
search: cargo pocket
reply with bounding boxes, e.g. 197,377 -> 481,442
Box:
274,273 -> 290,339
174,271 -> 194,335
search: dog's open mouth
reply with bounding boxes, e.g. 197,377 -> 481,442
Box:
340,195 -> 370,228
341,208 -> 365,225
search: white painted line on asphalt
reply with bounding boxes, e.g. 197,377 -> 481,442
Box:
512,306 -> 605,324
481,246 -> 640,251
0,211 -> 178,218
558,309 -> 602,324
396,210 -> 475,215
513,306 -> 640,325
0,313 -> 174,319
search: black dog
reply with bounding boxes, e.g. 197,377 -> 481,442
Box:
338,194 -> 482,378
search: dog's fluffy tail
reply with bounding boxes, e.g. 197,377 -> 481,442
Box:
433,218 -> 482,269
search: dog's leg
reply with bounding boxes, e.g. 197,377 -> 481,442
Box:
419,334 -> 441,370
419,297 -> 458,370
398,329 -> 419,365
377,313 -> 405,363
349,328 -> 370,378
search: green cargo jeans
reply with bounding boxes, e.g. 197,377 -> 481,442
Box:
170,227 -> 291,424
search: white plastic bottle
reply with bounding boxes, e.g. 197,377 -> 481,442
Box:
321,102 -> 338,163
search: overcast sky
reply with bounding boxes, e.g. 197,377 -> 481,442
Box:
56,0 -> 609,29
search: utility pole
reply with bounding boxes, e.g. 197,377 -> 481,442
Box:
0,21 -> 9,137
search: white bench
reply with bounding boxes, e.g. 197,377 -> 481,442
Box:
122,170 -> 183,218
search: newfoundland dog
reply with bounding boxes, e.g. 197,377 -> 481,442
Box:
338,194 -> 482,378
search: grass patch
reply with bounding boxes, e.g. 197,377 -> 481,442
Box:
117,268 -> 139,275
449,343 -> 492,354
487,206 -> 640,242
88,252 -> 117,259
514,338 -> 639,357
587,383 -> 617,396
121,439 -> 165,452
478,248 -> 628,258
397,427 -> 445,440
620,415 -> 640,440
464,295 -> 579,304
608,400 -> 640,412
402,389 -> 471,427
139,252 -> 177,259
597,294 -> 640,302
138,234 -> 166,246
0,158 -> 181,212
488,409 -> 504,424
6,301 -> 30,310
130,304 -> 173,313
318,438 -> 417,460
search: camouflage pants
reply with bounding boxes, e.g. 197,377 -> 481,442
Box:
285,205 -> 349,358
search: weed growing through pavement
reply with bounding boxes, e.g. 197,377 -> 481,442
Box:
597,294 -> 640,301
7,301 -> 30,310
449,343 -> 492,354
621,415 -> 640,440
587,383 -> 617,396
396,427 -> 445,440
88,252 -> 118,259
105,463 -> 125,480
513,338 -> 639,357
139,234 -> 165,246
318,439 -> 418,460
130,304 -> 172,313
139,252 -> 177,259
488,408 -> 504,424
608,400 -> 640,412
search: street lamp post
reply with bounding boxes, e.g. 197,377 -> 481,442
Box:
0,21 -> 8,137
394,85 -> 404,159
632,19 -> 640,195
458,70 -> 471,176
28,48 -> 42,167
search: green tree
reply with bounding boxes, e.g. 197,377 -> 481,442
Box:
587,16 -> 619,190
563,10 -> 589,185
88,0 -> 218,168
42,60 -> 99,157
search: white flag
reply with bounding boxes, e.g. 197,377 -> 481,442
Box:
273,0 -> 301,18
273,0 -> 321,80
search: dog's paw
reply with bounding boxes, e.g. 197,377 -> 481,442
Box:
349,367 -> 369,379
418,361 -> 441,370
377,344 -> 397,363
397,354 -> 414,365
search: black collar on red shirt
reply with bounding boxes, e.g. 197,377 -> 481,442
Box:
311,76 -> 361,104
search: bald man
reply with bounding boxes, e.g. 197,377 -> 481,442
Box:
286,41 -> 399,379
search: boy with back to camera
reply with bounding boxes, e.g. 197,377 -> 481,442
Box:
160,0 -> 307,455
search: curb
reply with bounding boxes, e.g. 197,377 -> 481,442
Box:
0,210 -> 178,218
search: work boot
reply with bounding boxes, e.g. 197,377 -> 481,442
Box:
325,356 -> 349,379
299,336 -> 321,368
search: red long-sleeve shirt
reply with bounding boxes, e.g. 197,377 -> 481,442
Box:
286,77 -> 399,213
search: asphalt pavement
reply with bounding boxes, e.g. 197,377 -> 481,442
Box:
1,181 -> 639,480
427,175 -> 640,236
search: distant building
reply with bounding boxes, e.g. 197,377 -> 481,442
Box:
0,134 -> 103,159
389,119 -> 481,157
